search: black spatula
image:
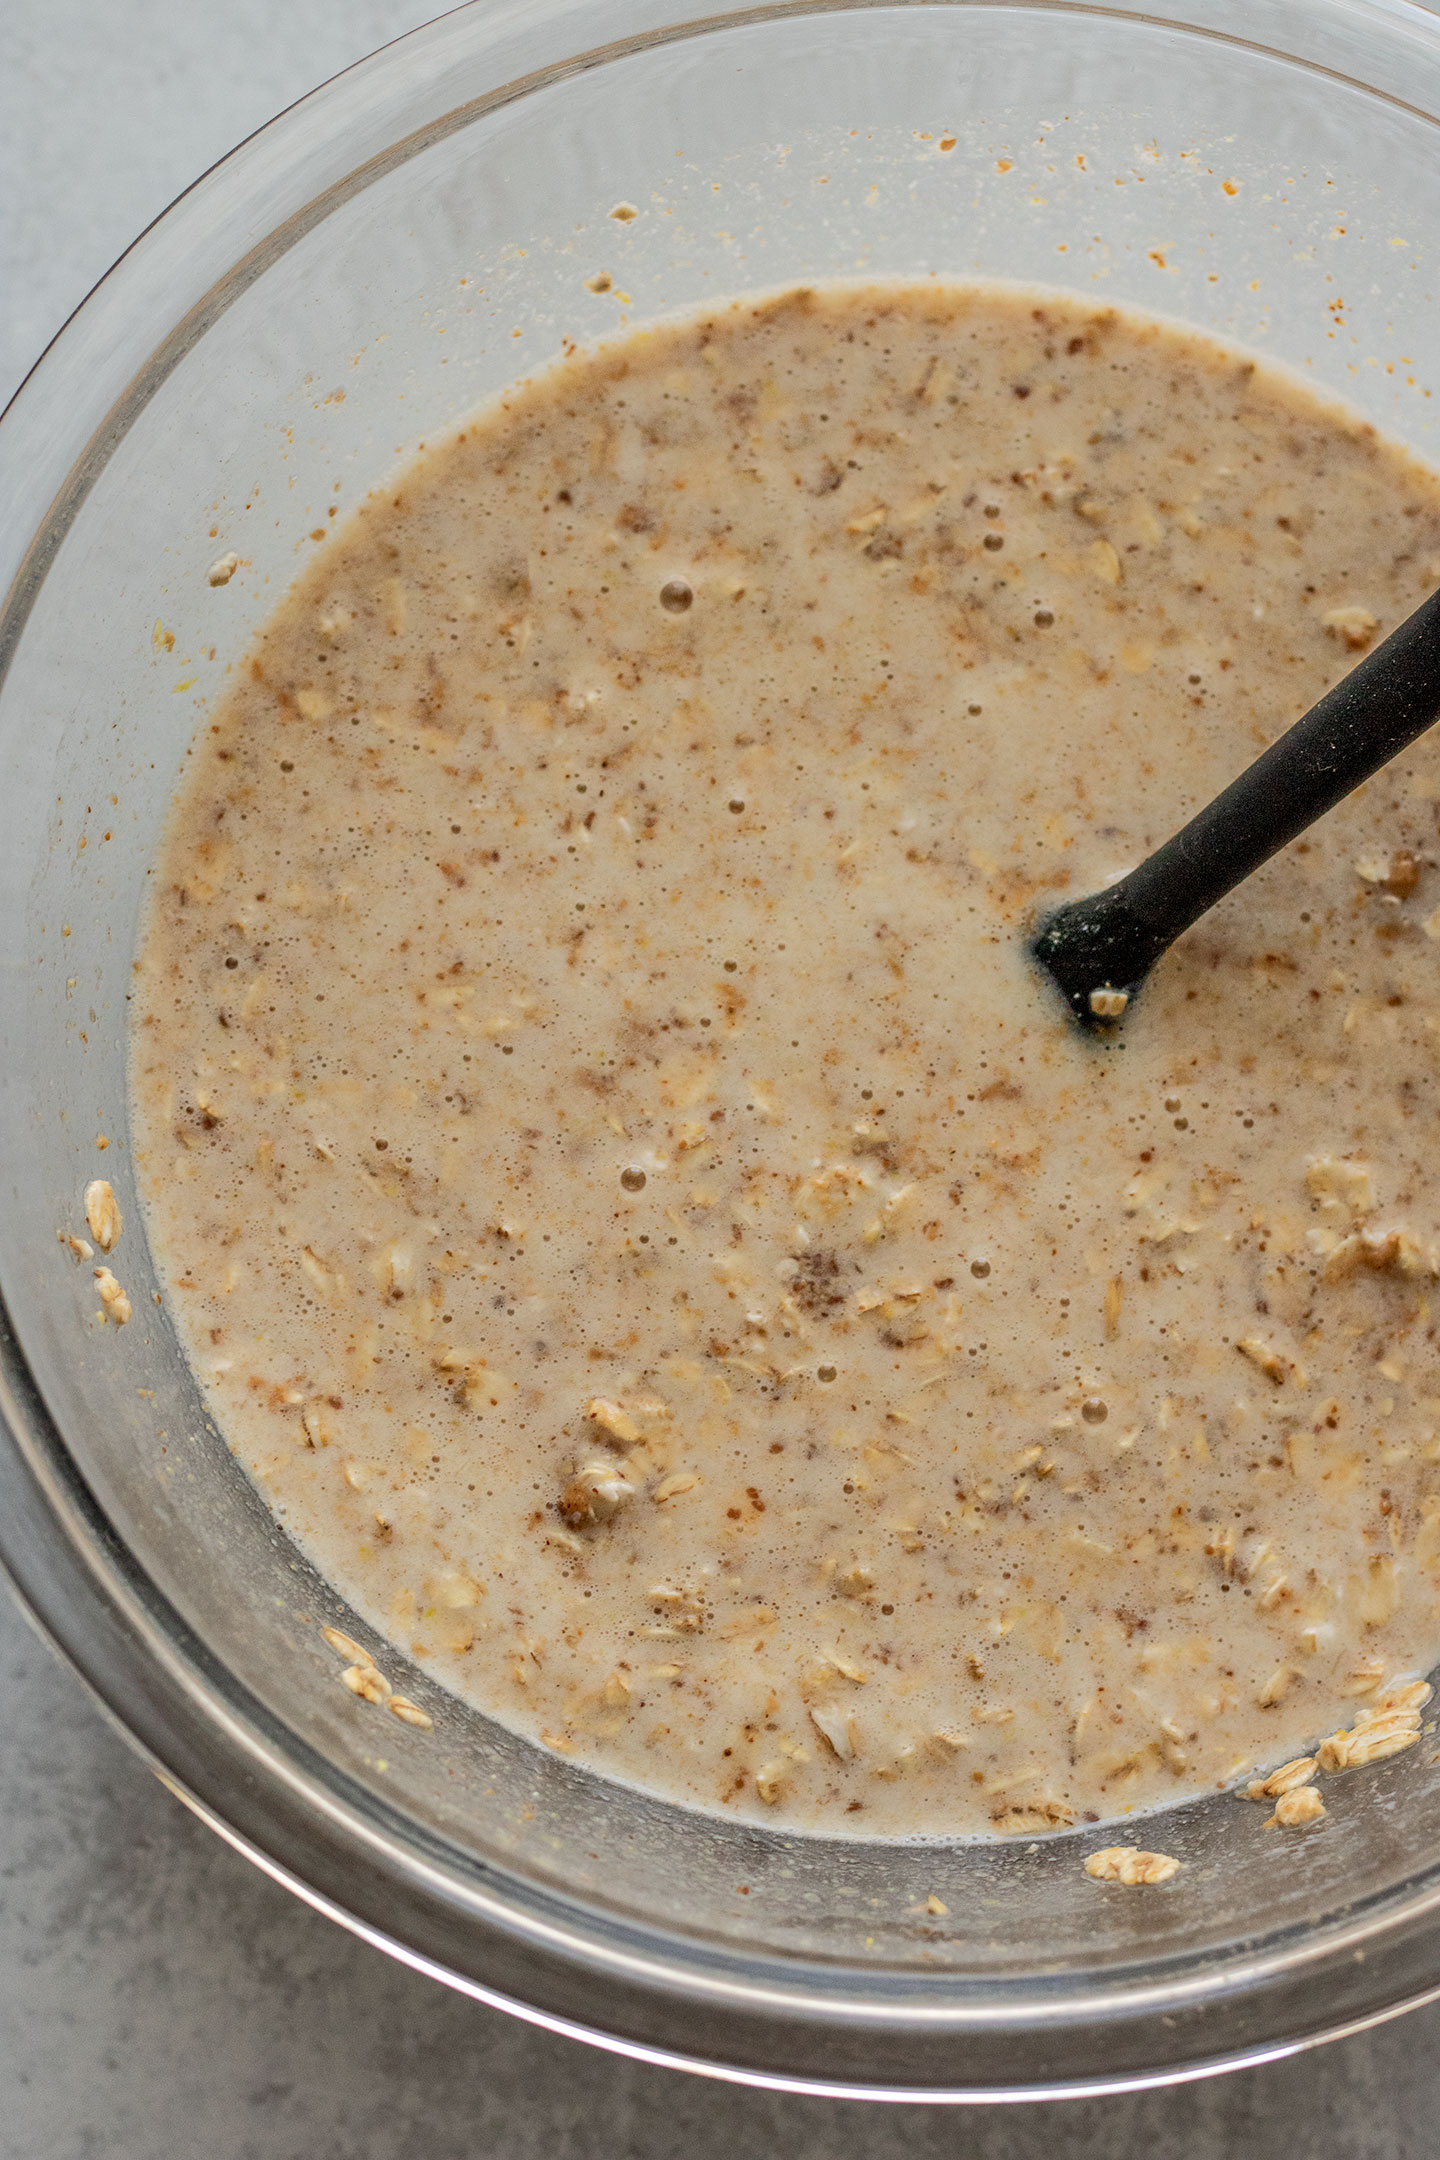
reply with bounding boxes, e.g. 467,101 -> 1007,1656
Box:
1031,587 -> 1440,1029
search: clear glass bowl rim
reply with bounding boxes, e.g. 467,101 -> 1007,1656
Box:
9,0 -> 1440,2101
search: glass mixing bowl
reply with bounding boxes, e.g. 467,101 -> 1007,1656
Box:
7,0 -> 1440,2102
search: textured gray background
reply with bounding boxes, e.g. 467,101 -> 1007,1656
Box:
5,2 -> 1440,2152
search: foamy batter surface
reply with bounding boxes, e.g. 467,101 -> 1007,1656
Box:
133,284 -> 1440,1836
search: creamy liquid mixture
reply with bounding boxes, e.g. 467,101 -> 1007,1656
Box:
133,284 -> 1440,1837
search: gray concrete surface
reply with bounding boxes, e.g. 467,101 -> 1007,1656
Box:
1,1576 -> 1437,2157
5,4 -> 1440,2152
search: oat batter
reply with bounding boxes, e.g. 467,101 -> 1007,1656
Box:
132,284 -> 1440,1836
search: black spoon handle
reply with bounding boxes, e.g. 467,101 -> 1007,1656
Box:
1034,585 -> 1440,1019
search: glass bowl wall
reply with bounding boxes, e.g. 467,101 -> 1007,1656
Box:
6,0 -> 1440,2098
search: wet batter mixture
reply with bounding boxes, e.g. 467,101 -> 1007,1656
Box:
132,283 -> 1440,1836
